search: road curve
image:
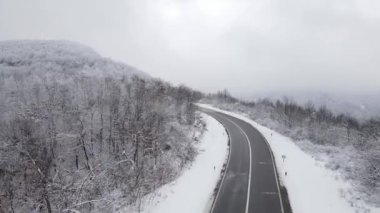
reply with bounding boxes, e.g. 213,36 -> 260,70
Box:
202,108 -> 284,213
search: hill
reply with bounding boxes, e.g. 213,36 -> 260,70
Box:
0,40 -> 202,213
0,40 -> 148,79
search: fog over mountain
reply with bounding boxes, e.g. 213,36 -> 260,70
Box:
244,90 -> 380,121
1,0 -> 380,98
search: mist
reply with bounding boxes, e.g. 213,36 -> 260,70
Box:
1,0 -> 380,97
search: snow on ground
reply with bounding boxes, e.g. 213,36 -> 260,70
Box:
120,113 -> 229,213
198,104 -> 380,213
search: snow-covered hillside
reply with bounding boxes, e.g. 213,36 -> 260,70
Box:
0,40 -> 149,79
0,40 -> 202,213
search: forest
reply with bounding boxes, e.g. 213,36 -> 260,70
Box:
0,41 -> 203,212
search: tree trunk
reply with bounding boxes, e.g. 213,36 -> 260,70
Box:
44,193 -> 52,213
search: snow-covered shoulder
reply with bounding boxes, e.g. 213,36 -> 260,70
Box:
197,104 -> 380,213
121,113 -> 229,213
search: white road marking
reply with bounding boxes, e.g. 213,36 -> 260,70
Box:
258,161 -> 270,165
222,116 -> 253,213
262,192 -> 278,195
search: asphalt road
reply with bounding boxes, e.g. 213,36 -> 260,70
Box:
202,108 -> 284,213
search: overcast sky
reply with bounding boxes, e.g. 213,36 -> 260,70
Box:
1,0 -> 380,97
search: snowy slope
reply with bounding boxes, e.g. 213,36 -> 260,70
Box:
120,113 -> 229,213
0,40 -> 149,79
198,104 -> 380,213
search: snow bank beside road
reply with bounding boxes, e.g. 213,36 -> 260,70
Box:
121,113 -> 229,213
198,104 -> 380,213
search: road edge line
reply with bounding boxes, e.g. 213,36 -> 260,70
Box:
255,129 -> 286,213
222,116 -> 253,213
203,112 -> 232,213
